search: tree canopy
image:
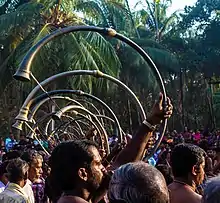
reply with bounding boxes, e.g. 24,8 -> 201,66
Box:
1,0 -> 220,135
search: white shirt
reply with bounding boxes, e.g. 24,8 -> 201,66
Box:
0,183 -> 29,203
23,180 -> 34,203
0,181 -> 5,193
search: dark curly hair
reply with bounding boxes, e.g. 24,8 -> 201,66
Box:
171,144 -> 206,177
48,139 -> 98,201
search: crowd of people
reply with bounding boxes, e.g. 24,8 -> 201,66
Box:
0,95 -> 220,203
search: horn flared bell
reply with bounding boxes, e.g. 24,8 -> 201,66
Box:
15,107 -> 29,122
52,110 -> 78,121
51,113 -> 61,121
13,69 -> 31,82
12,121 -> 24,131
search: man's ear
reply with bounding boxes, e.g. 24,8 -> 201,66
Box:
192,165 -> 200,176
78,168 -> 88,181
24,171 -> 28,181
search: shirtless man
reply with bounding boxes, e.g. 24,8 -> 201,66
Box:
169,144 -> 206,203
49,94 -> 173,203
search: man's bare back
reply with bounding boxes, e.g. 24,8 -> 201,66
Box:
168,182 -> 202,203
57,196 -> 90,203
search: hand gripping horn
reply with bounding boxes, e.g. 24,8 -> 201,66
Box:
13,25 -> 168,157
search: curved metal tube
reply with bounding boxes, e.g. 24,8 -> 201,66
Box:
77,120 -> 90,128
29,96 -> 84,122
95,115 -> 115,123
53,105 -> 110,154
14,71 -> 145,128
47,117 -> 88,141
62,114 -> 101,141
57,114 -> 85,136
12,96 -> 83,130
75,99 -> 102,115
14,26 -> 166,100
27,110 -> 86,141
60,128 -> 81,140
14,90 -> 124,144
26,111 -> 57,139
45,115 -> 85,138
13,25 -> 167,157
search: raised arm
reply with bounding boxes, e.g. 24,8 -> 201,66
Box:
111,93 -> 173,169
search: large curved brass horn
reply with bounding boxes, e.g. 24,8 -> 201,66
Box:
29,96 -> 83,123
12,96 -> 84,131
48,115 -> 102,142
14,71 -> 145,126
13,90 -> 123,143
44,115 -> 85,139
14,26 -> 165,94
53,105 -> 110,154
13,25 -> 168,157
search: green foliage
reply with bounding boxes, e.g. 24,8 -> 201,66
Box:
134,0 -> 179,41
2,0 -> 220,132
0,0 -> 122,94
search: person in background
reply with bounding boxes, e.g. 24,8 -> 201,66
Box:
108,162 -> 169,203
203,176 -> 220,203
157,164 -> 174,185
194,130 -> 201,144
2,150 -> 21,162
18,135 -> 29,146
169,144 -> 206,203
0,161 -> 9,193
0,158 -> 29,203
21,150 -> 44,203
5,133 -> 17,152
183,127 -> 191,143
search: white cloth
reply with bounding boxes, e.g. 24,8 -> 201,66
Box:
0,183 -> 29,203
23,180 -> 34,203
0,181 -> 5,193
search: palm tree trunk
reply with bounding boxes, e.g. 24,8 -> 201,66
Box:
127,99 -> 133,132
205,78 -> 215,129
154,1 -> 159,41
180,67 -> 185,130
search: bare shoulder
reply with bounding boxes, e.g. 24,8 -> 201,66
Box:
168,183 -> 202,203
57,196 -> 89,203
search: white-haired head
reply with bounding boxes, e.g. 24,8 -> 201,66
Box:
108,161 -> 169,203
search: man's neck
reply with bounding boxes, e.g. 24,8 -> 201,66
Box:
12,181 -> 24,188
174,177 -> 196,191
28,175 -> 35,183
63,188 -> 91,202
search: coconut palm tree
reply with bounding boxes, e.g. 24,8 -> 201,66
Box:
134,0 -> 179,42
0,0 -> 123,94
0,0 -> 127,135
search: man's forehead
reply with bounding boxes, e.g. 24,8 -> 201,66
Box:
89,146 -> 101,160
31,158 -> 43,165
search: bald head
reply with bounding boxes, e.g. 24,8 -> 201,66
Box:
108,162 -> 169,203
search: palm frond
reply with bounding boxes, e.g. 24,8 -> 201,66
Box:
67,32 -> 121,91
132,38 -> 166,50
0,2 -> 42,37
73,0 -> 110,26
32,23 -> 52,45
144,46 -> 179,73
158,10 -> 179,38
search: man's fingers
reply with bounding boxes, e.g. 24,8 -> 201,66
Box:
165,98 -> 173,112
158,92 -> 163,106
164,114 -> 172,119
167,97 -> 171,106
